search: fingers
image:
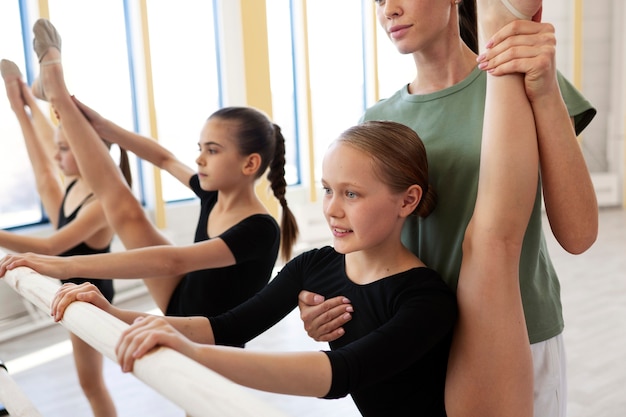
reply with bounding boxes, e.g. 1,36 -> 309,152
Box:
486,20 -> 553,48
51,282 -> 101,321
71,96 -> 104,131
299,295 -> 353,342
298,290 -> 326,306
116,316 -> 172,373
0,254 -> 27,276
0,256 -> 9,277
72,95 -> 92,119
307,309 -> 352,343
50,282 -> 78,320
477,21 -> 555,77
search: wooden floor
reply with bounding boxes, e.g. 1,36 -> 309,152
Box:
0,207 -> 625,416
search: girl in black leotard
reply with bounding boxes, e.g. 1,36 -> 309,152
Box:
47,121 -> 455,416
1,20 -> 298,343
0,59 -> 131,417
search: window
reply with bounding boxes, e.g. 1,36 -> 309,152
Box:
0,2 -> 42,228
144,0 -> 221,202
266,0 -> 300,186
305,1 -> 367,181
266,0 -> 368,188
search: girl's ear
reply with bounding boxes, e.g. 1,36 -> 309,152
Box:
242,153 -> 262,176
400,185 -> 422,218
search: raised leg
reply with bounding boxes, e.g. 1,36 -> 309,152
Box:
32,19 -> 182,312
445,1 -> 541,416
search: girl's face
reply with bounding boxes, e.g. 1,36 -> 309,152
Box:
195,118 -> 252,191
375,0 -> 457,55
322,142 -> 407,255
54,127 -> 79,177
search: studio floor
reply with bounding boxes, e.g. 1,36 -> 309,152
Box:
1,207 -> 625,416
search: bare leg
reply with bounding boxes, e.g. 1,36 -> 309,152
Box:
32,19 -> 182,312
2,60 -> 64,219
23,84 -> 57,149
2,60 -> 56,155
69,333 -> 117,417
445,1 -> 541,416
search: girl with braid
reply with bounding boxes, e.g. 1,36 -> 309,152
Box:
1,19 -> 298,333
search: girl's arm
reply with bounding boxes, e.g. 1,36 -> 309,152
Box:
50,282 -> 213,342
72,97 -> 195,187
0,237 -> 235,281
115,315 -> 332,397
0,200 -> 110,255
477,20 -> 598,253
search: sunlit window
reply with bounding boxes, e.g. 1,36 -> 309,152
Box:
0,0 -> 411,231
305,1 -> 367,181
266,0 -> 368,186
266,0 -> 300,186
145,0 -> 221,202
0,3 -> 44,228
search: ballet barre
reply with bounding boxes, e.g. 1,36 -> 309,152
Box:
0,252 -> 289,417
0,360 -> 42,417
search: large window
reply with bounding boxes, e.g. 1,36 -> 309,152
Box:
0,0 -> 418,231
145,0 -> 221,202
305,0 -> 367,181
266,0 -> 369,188
266,0 -> 300,186
0,2 -> 43,228
0,1 -> 138,229
0,0 -> 222,231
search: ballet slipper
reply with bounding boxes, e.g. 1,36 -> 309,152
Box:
499,0 -> 532,20
0,59 -> 22,81
31,19 -> 63,101
1,59 -> 26,106
477,0 -> 541,45
32,18 -> 62,62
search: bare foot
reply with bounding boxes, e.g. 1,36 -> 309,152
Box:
1,59 -> 26,109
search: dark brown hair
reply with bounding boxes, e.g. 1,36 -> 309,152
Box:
209,107 -> 298,261
458,0 -> 479,54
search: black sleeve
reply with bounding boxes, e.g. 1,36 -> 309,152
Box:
208,254 -> 306,346
219,215 -> 280,264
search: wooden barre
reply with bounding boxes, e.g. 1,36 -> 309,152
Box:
1,256 -> 289,417
0,364 -> 42,417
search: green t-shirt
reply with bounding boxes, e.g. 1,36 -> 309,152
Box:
361,67 -> 596,344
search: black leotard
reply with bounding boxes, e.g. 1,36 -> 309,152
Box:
57,179 -> 114,302
166,174 -> 280,320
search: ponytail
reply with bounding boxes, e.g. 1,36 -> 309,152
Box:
266,124 -> 299,262
118,146 -> 132,188
103,138 -> 132,188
